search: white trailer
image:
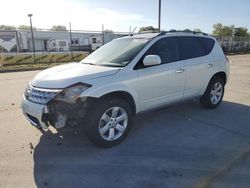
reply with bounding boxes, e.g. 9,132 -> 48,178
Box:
89,35 -> 103,50
0,30 -> 124,53
0,30 -> 28,52
47,39 -> 70,52
70,35 -> 103,51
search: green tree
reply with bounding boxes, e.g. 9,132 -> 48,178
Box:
193,28 -> 202,33
139,26 -> 158,33
104,29 -> 113,33
182,28 -> 192,32
51,25 -> 67,31
234,27 -> 249,37
169,29 -> 203,33
0,25 -> 16,30
18,25 -> 37,30
212,23 -> 234,36
169,29 -> 177,32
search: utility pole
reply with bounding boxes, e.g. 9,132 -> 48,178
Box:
28,14 -> 36,63
158,0 -> 161,32
69,22 -> 73,59
102,24 -> 105,45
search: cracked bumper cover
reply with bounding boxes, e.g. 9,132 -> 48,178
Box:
21,95 -> 48,130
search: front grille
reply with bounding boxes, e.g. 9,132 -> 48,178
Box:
25,85 -> 61,104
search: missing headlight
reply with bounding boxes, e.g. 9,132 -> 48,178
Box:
54,83 -> 91,104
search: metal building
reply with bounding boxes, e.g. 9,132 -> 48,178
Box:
0,30 -> 127,53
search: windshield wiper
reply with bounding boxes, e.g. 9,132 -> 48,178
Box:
99,62 -> 125,67
81,62 -> 95,65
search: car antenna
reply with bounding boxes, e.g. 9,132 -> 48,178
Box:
130,27 -> 137,36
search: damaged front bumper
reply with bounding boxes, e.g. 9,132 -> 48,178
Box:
21,95 -> 48,130
21,95 -> 88,131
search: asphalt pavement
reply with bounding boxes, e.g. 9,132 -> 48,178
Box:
0,55 -> 250,188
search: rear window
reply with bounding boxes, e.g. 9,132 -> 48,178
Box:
177,37 -> 207,60
199,38 -> 215,54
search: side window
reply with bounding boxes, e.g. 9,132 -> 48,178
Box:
145,37 -> 179,64
92,38 -> 97,43
199,38 -> 215,54
59,41 -> 66,46
177,37 -> 206,60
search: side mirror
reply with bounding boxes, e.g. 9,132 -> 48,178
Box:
143,55 -> 161,67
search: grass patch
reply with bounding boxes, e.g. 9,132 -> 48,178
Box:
0,62 -> 70,71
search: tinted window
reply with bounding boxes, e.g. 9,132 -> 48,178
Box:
199,38 -> 215,54
177,37 -> 206,60
146,37 -> 179,64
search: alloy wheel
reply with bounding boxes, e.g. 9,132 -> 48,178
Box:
98,106 -> 128,141
210,82 -> 223,104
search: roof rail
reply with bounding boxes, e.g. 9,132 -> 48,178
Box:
192,31 -> 208,36
129,30 -> 208,38
156,31 -> 168,37
138,30 -> 160,34
155,30 -> 208,36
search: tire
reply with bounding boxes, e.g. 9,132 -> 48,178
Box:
200,77 -> 225,109
85,98 -> 133,148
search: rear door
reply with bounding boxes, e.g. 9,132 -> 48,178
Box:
177,36 -> 215,98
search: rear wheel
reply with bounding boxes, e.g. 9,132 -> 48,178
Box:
85,98 -> 132,147
200,77 -> 225,109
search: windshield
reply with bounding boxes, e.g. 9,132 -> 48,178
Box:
80,38 -> 150,67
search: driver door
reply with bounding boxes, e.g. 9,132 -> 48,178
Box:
136,37 -> 186,111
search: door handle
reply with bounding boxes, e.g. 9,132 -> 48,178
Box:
175,69 -> 185,73
208,64 -> 213,68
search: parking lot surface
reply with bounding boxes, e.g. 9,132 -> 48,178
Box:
0,55 -> 250,188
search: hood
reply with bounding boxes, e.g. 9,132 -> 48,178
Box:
31,63 -> 120,88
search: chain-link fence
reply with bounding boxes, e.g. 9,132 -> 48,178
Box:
1,29 -> 250,60
0,29 -> 128,66
215,36 -> 250,54
0,29 -> 128,53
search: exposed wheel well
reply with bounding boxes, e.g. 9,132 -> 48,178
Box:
211,72 -> 227,84
98,91 -> 136,115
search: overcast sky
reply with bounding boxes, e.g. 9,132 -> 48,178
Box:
1,0 -> 250,33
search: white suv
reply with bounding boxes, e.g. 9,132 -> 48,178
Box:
22,32 -> 229,147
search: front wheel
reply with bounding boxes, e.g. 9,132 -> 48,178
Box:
85,98 -> 133,148
200,77 -> 225,109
